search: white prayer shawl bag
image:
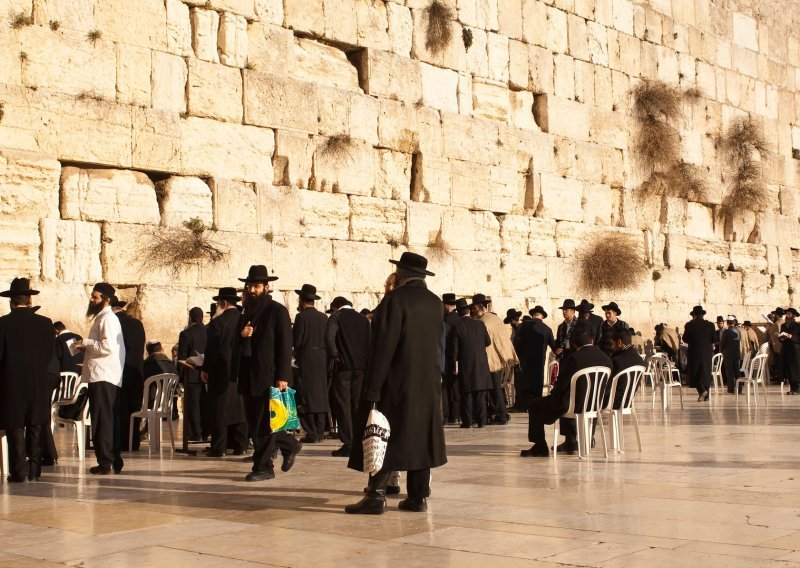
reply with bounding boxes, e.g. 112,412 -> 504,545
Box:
362,409 -> 391,474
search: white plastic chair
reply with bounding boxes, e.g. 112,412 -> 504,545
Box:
0,432 -> 7,481
736,353 -> 768,408
52,382 -> 91,460
130,373 -> 180,454
553,366 -> 611,459
543,359 -> 558,396
711,353 -> 723,393
650,354 -> 684,410
640,355 -> 659,399
51,372 -> 80,427
600,365 -> 645,453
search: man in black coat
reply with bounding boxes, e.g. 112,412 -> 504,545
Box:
201,288 -> 248,456
293,284 -> 329,444
513,305 -> 555,409
597,302 -> 628,356
578,299 -> 603,345
719,315 -> 741,394
0,278 -> 55,481
781,308 -> 800,394
346,253 -> 447,514
555,299 -> 579,359
54,321 -> 83,374
683,305 -> 716,401
521,329 -> 611,457
112,299 -> 146,451
326,296 -> 370,457
238,265 -> 302,482
607,328 -> 646,408
178,307 -> 207,442
448,298 -> 492,428
441,293 -> 460,424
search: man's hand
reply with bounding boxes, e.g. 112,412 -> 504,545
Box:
276,380 -> 289,391
200,371 -> 208,383
555,347 -> 563,355
241,321 -> 254,338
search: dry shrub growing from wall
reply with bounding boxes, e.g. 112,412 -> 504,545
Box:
427,229 -> 450,260
639,161 -> 708,202
138,218 -> 226,275
317,134 -> 354,162
578,233 -> 648,294
720,116 -> 770,215
425,1 -> 454,55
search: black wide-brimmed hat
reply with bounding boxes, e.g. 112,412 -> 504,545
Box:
743,320 -> 752,326
0,277 -> 39,297
787,308 -> 800,317
775,307 -> 786,316
503,309 -> 522,324
295,283 -> 321,301
110,296 -> 127,309
442,293 -> 457,305
530,305 -> 548,319
577,299 -> 594,313
207,303 -> 217,315
213,287 -> 241,303
469,293 -> 490,308
558,299 -> 576,310
602,301 -> 621,315
455,298 -> 469,312
716,315 -> 724,323
360,308 -> 372,316
93,282 -> 116,297
690,305 -> 707,316
238,265 -> 278,283
389,252 -> 435,276
330,296 -> 351,310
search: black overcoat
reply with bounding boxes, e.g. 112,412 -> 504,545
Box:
443,311 -> 460,376
514,318 -> 555,394
117,311 -> 146,399
608,346 -> 645,408
179,323 -> 207,384
55,331 -> 83,374
293,307 -> 329,413
448,315 -> 492,393
585,313 -> 603,344
683,318 -> 716,387
549,345 -> 612,416
348,279 -> 447,473
203,308 -> 246,425
0,308 -> 55,429
238,296 -> 293,397
781,319 -> 800,384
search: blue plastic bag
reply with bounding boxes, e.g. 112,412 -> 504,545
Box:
269,387 -> 299,432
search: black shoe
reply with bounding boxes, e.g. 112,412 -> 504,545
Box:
41,458 -> 57,466
90,465 -> 113,475
331,445 -> 350,457
207,451 -> 226,457
475,423 -> 486,428
6,475 -> 26,483
591,438 -> 596,449
398,497 -> 427,512
113,458 -> 123,474
520,444 -> 549,457
554,441 -> 578,455
489,418 -> 508,425
281,441 -> 303,472
345,495 -> 387,515
459,424 -> 471,428
386,485 -> 401,495
697,391 -> 709,401
299,436 -> 321,444
245,470 -> 275,482
232,449 -> 246,456
28,463 -> 41,481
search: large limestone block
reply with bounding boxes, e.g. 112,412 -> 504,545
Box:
472,78 -> 509,122
349,196 -> 406,244
61,167 -> 160,224
298,190 -> 350,240
187,59 -> 243,122
545,6 -> 568,52
533,95 -> 589,141
333,240 -> 392,293
321,0 -> 357,45
197,230 -> 273,289
293,38 -> 360,92
132,109 -> 181,173
702,270 -> 743,305
535,174 -> 583,222
378,100 -> 419,153
180,117 -> 275,181
497,0 -> 523,40
589,109 -> 627,149
529,44 -> 554,93
499,214 -> 530,254
350,94 -> 380,145
574,142 -> 603,182
450,158 -> 489,211
742,272 -> 788,307
471,210 -> 501,252
441,207 -> 475,251
135,285 -> 191,345
311,136 -> 374,195
273,130 -> 314,188
412,153 -> 452,206
441,113 -> 499,164
0,219 -> 40,280
583,183 -> 620,226
554,221 -> 637,259
247,23 -> 293,76
684,237 -> 730,271
56,97 -> 133,168
166,0 -> 192,56
732,12 -> 758,51
243,71 -> 319,133
0,149 -> 60,221
416,107 -> 443,155
210,179 -> 258,233
151,51 -> 188,113
116,44 -> 152,107
373,150 -> 412,201
284,0 -> 325,35
567,13 -> 590,62
508,39 -> 529,90
156,177 -> 213,228
410,8 -> 465,71
406,202 -> 444,247
420,63 -> 458,113
509,91 -> 537,131
729,243 -> 767,273
40,219 -> 102,283
487,32 -> 510,82
356,0 -> 391,50
359,49 -> 422,104
501,253 -> 548,297
191,9 -> 220,62
529,217 -> 557,257
453,251 -> 502,298
553,54 -> 575,100
218,12 -> 248,68
274,236 -> 334,290
93,0 -> 167,50
654,268 -> 705,303
490,165 -> 524,213
258,184 -> 303,237
387,2 -> 413,56
317,86 -> 351,137
32,0 -> 95,33
685,203 -> 716,240
464,27 -> 489,77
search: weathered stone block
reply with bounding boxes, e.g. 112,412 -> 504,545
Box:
244,71 -> 319,133
333,240 -> 391,293
210,179 -> 258,233
218,12 -> 248,68
471,210 -> 501,252
311,137 -> 374,195
499,214 -> 530,254
0,221 -> 40,281
465,27 -> 489,77
284,0 -> 325,36
132,109 -> 181,173
187,59 -> 243,122
498,0 -> 523,40
273,130 -> 314,188
191,8 -> 220,63
420,63 -> 458,113
258,184 -> 303,237
529,217 -> 557,257
501,253 -> 548,298
441,207 -> 475,251
349,195 -> 406,244
487,32 -> 510,82
685,237 -> 730,271
317,86 -> 351,137
453,250 -> 502,297
61,167 -> 160,224
116,44 -> 151,107
373,150 -> 412,201
509,91 -> 537,131
356,0 -> 391,50
293,38 -> 360,91
40,219 -> 102,283
406,202 -> 444,247
386,1 -> 413,56
733,12 -> 758,51
654,268 -> 705,303
32,0 -> 96,34
378,100 -> 419,153
156,177 -> 213,228
0,149 -> 60,221
350,94 -> 380,145
151,51 -> 188,113
442,113 -> 498,164
247,23 -> 293,76
450,158 -> 490,211
685,202 -> 716,240
472,78 -> 509,122
583,183 -> 620,225
359,48 -> 422,104
533,95 -> 589,141
412,153 -> 451,206
535,173 -> 583,222
410,8 -> 465,71
93,0 -> 167,50
166,0 -> 192,56
298,190 -> 350,240
729,243 -> 768,273
702,269 -> 743,305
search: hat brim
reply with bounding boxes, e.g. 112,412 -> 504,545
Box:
212,295 -> 241,303
388,259 -> 435,276
531,310 -> 548,319
112,301 -> 127,309
557,304 -> 575,310
601,304 -> 621,315
295,290 -> 321,300
691,310 -> 707,316
0,289 -> 39,297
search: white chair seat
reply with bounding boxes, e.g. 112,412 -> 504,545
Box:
130,373 -> 180,454
599,365 -> 645,453
736,352 -> 768,408
553,366 -> 612,459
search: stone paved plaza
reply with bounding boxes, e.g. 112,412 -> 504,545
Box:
1,386 -> 800,567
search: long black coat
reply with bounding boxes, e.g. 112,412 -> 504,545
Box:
179,323 -> 207,384
203,308 -> 246,425
584,313 -> 603,345
683,318 -> 716,386
293,307 -> 329,413
555,318 -> 578,357
0,308 -> 55,429
549,345 -> 612,417
609,346 -> 645,408
514,318 -> 554,394
720,326 -> 741,381
348,279 -> 447,473
117,311 -> 146,399
448,315 -> 492,393
55,331 -> 83,374
443,311 -> 460,376
781,319 -> 800,384
238,295 -> 293,397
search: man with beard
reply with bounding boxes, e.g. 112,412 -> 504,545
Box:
577,300 -> 603,345
441,293 -> 460,424
111,297 -> 146,452
75,283 -> 126,475
780,308 -> 800,394
201,288 -> 248,457
683,305 -> 717,401
720,315 -> 741,394
178,307 -> 207,442
513,305 -> 555,409
292,284 -> 329,444
346,252 -> 446,514
0,278 -> 55,482
448,298 -> 492,428
238,265 -> 302,481
598,302 -> 628,356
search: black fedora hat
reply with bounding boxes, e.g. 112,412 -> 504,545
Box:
207,303 -> 217,316
690,305 -> 707,316
743,320 -> 752,326
787,308 -> 800,317
601,301 -> 621,315
330,296 -> 351,310
389,252 -> 435,276
469,293 -> 490,308
295,283 -> 321,301
455,298 -> 469,312
577,299 -> 594,313
716,315 -> 724,323
238,265 -> 278,283
0,277 -> 40,297
558,299 -> 576,310
503,309 -> 522,324
212,286 -> 241,303
442,293 -> 457,305
775,307 -> 786,316
530,305 -> 548,319
110,296 -> 127,309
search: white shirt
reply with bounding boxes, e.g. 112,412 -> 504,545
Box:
82,305 -> 126,387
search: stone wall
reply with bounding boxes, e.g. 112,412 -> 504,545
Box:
1,0 -> 799,343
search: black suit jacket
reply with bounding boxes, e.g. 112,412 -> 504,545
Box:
55,331 -> 83,374
179,323 -> 207,384
609,346 -> 645,408
514,318 -> 555,391
117,311 -> 145,392
549,344 -> 612,415
238,296 -> 292,397
448,315 -> 492,393
143,353 -> 177,380
335,308 -> 370,371
203,308 -> 240,396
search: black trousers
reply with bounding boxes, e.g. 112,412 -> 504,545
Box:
331,369 -> 363,447
89,381 -> 122,469
300,412 -> 326,441
723,358 -> 740,393
442,374 -> 459,422
489,370 -> 508,421
5,425 -> 42,480
42,380 -> 59,463
527,396 -> 575,446
210,421 -> 248,455
185,383 -> 203,440
514,388 -> 535,411
460,390 -> 488,427
368,466 -> 430,499
119,380 -> 143,452
243,392 -> 298,473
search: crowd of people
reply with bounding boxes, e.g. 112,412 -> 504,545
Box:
0,251 -> 798,514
